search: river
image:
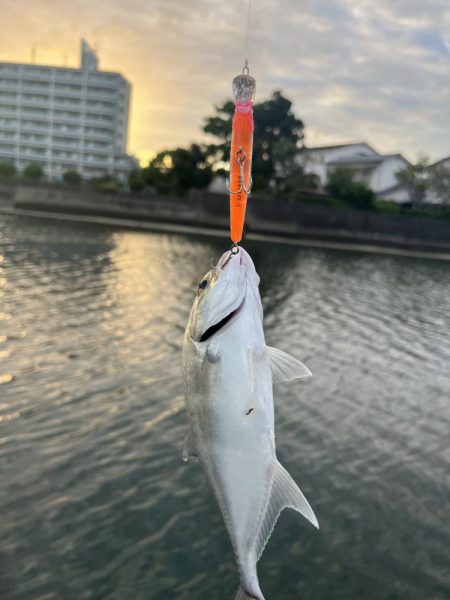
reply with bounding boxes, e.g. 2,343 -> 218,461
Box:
0,213 -> 449,599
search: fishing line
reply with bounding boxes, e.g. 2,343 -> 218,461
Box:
245,0 -> 252,66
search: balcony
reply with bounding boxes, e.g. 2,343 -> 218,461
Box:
85,89 -> 117,102
52,124 -> 82,135
21,68 -> 53,80
84,116 -> 114,128
51,140 -> 81,151
0,148 -> 18,159
20,122 -> 51,133
0,120 -> 19,130
0,67 -> 20,77
0,80 -> 20,90
84,142 -> 112,152
53,98 -> 82,109
52,87 -> 84,99
21,83 -> 51,94
0,133 -> 19,143
86,74 -> 122,88
81,155 -> 113,168
52,113 -> 82,125
21,135 -> 49,145
21,98 -> 51,111
0,93 -> 18,102
0,107 -> 19,119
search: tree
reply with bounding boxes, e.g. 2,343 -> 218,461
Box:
326,169 -> 375,209
63,170 -> 82,185
128,168 -> 145,192
203,91 -> 305,191
0,162 -> 16,179
278,164 -> 320,196
144,143 -> 212,193
428,162 -> 450,205
89,174 -> 120,193
23,163 -> 44,180
395,156 -> 429,205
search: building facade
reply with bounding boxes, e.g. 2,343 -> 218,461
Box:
0,40 -> 134,181
299,143 -> 412,204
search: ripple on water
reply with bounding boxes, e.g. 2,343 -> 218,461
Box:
0,214 -> 449,600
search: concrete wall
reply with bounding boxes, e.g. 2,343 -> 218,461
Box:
1,181 -> 449,251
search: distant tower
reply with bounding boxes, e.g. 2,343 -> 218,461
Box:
80,38 -> 98,71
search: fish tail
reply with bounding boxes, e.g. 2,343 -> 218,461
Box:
235,586 -> 255,599
235,584 -> 265,600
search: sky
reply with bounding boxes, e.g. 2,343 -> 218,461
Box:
1,0 -> 449,164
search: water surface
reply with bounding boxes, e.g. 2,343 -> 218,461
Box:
0,214 -> 449,599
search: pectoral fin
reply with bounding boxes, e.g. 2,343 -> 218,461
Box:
255,461 -> 318,560
266,345 -> 311,383
182,431 -> 198,462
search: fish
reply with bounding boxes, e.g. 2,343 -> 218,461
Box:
182,246 -> 318,600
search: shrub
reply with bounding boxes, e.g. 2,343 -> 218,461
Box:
0,162 -> 16,178
89,175 -> 120,193
326,169 -> 375,209
23,163 -> 44,180
128,169 -> 145,192
63,170 -> 82,185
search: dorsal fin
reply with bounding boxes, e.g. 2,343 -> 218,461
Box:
255,461 -> 318,561
266,345 -> 311,383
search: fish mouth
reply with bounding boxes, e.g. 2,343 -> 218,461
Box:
198,298 -> 244,343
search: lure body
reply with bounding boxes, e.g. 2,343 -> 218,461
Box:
228,70 -> 256,244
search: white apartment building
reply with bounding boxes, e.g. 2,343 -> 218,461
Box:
0,40 -> 134,181
299,143 -> 412,204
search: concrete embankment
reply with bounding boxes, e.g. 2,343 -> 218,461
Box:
1,181 -> 449,254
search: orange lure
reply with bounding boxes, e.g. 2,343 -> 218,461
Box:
227,64 -> 256,244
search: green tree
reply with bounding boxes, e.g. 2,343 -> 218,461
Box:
326,169 -> 375,209
203,91 -> 305,191
0,162 -> 16,178
428,162 -> 450,205
23,163 -> 44,180
395,156 -> 429,205
89,174 -> 120,193
278,164 -> 320,196
128,168 -> 145,192
63,170 -> 82,185
145,144 -> 212,194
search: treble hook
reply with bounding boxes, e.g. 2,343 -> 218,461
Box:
226,147 -> 253,195
210,244 -> 240,271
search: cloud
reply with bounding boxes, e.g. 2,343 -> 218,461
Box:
0,0 -> 448,162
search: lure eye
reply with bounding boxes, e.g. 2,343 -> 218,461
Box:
198,280 -> 208,290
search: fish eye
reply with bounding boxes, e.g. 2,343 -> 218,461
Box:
198,279 -> 208,290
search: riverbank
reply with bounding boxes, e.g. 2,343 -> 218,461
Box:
1,181 -> 449,255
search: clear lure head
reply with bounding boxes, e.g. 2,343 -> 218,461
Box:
232,63 -> 256,104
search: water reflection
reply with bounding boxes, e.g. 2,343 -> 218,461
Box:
0,213 -> 449,600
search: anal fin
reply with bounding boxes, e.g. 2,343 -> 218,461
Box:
255,461 -> 318,560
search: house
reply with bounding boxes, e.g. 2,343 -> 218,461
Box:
298,142 -> 412,204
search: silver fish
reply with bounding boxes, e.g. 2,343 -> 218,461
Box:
183,246 -> 318,600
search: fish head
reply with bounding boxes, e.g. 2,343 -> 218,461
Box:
187,246 -> 261,343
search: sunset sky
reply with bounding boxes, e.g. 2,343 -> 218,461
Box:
1,0 -> 449,165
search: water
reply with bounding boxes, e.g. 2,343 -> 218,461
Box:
0,213 -> 449,600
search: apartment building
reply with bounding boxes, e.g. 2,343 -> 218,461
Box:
0,40 -> 134,181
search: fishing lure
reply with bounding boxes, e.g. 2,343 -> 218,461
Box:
227,62 -> 256,244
